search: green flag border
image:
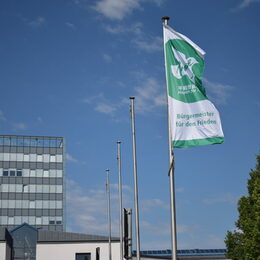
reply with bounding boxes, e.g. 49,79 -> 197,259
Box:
173,137 -> 224,148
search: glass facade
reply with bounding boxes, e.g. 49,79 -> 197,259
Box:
0,135 -> 65,231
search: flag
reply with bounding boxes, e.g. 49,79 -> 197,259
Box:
163,24 -> 224,148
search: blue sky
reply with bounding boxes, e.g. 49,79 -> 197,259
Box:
0,0 -> 260,250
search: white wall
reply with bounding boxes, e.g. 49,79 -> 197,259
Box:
36,241 -> 120,260
0,242 -> 6,260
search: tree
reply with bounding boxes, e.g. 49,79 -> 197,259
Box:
225,154 -> 260,259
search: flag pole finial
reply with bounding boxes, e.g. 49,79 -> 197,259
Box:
161,16 -> 170,25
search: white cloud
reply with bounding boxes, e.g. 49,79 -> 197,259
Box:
66,22 -> 76,30
133,36 -> 162,52
66,179 -> 133,235
202,192 -> 239,205
235,0 -> 260,10
104,22 -> 143,35
141,198 -> 169,211
103,53 -> 112,62
0,110 -> 6,121
93,0 -> 141,20
203,78 -> 233,105
95,102 -> 117,115
66,153 -> 79,163
28,17 -> 45,27
13,123 -> 27,130
132,77 -> 166,114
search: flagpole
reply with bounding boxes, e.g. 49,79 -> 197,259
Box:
106,169 -> 112,260
161,16 -> 178,260
130,97 -> 141,260
117,141 -> 124,260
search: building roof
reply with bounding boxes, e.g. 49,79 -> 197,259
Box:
38,229 -> 119,243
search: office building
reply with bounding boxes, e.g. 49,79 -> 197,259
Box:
0,135 -> 65,231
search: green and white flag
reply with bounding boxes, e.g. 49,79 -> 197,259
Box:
163,25 -> 224,148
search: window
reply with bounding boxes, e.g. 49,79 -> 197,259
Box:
96,248 -> 100,260
43,170 -> 49,177
50,155 -> 56,163
8,217 -> 14,225
43,154 -> 50,163
17,153 -> 23,161
10,170 -> 15,176
56,221 -> 62,225
56,170 -> 63,177
37,155 -> 43,162
49,220 -> 55,225
17,170 -> 22,176
3,170 -> 8,176
56,155 -> 63,163
10,153 -> 16,161
75,253 -> 91,260
30,170 -> 36,177
23,169 -> 30,177
24,154 -> 30,161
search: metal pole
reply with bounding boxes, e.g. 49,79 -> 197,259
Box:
117,141 -> 124,260
129,97 -> 141,260
161,16 -> 178,260
106,169 -> 112,260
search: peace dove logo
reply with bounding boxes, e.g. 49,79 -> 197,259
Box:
171,46 -> 198,83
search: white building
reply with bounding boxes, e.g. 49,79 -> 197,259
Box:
0,223 -> 120,260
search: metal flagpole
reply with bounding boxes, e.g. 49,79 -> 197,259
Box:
129,97 -> 141,260
117,141 -> 124,260
106,169 -> 112,260
161,16 -> 178,260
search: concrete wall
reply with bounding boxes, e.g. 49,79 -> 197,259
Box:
0,243 -> 6,260
0,242 -> 11,260
36,241 -> 120,260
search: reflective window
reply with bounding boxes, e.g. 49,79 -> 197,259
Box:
30,154 -> 37,161
24,154 -> 30,161
14,216 -> 22,225
37,155 -> 43,162
9,184 -> 16,192
43,170 -> 49,177
3,153 -> 9,161
29,216 -> 36,225
9,200 -> 15,208
10,170 -> 16,176
16,184 -> 23,192
3,170 -> 8,176
16,200 -> 22,208
23,169 -> 30,177
36,217 -> 42,225
36,185 -> 43,193
50,155 -> 56,163
30,170 -> 36,177
43,154 -> 50,162
49,170 -> 56,177
56,170 -> 63,177
56,155 -> 63,163
29,185 -> 36,193
42,216 -> 49,225
50,201 -> 56,209
43,201 -> 49,208
56,201 -> 62,209
36,169 -> 43,177
43,185 -> 49,193
56,185 -> 62,193
0,216 -> 8,225
29,201 -> 35,208
23,185 -> 29,193
17,170 -> 22,176
0,168 -> 2,176
10,153 -> 16,161
8,217 -> 14,225
17,153 -> 23,161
